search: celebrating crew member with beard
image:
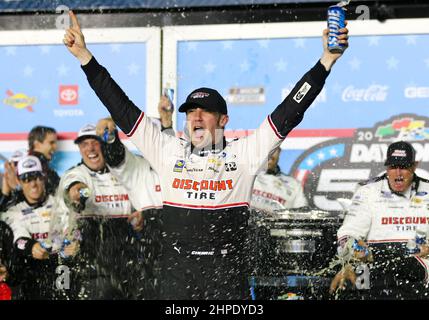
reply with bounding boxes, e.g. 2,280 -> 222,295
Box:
63,10 -> 349,299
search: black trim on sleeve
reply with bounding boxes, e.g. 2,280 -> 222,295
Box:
81,56 -> 143,135
102,130 -> 126,168
270,59 -> 330,137
161,125 -> 172,131
161,125 -> 175,137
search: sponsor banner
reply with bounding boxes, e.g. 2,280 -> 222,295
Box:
59,85 -> 78,105
226,86 -> 265,105
290,114 -> 429,212
0,42 -> 147,132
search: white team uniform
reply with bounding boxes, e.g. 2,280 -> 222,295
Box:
58,163 -> 133,218
337,174 -> 429,280
251,170 -> 308,212
106,148 -> 163,212
2,195 -> 54,243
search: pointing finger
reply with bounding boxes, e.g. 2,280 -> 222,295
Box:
69,10 -> 81,30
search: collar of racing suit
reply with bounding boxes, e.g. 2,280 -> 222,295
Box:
385,172 -> 419,198
266,165 -> 281,176
23,193 -> 48,209
81,161 -> 110,174
190,137 -> 227,157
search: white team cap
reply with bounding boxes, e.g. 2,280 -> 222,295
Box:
17,155 -> 43,177
10,149 -> 28,163
74,124 -> 101,144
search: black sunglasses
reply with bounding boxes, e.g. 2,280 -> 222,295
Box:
19,173 -> 43,183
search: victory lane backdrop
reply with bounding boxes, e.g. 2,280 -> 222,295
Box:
0,27 -> 160,175
1,19 -> 429,211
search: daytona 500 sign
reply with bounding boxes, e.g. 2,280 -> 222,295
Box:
291,114 -> 429,212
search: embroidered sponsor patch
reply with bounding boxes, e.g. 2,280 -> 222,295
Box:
173,160 -> 185,173
191,251 -> 214,256
225,162 -> 237,172
293,82 -> 312,103
191,92 -> 209,99
17,239 -> 28,250
412,197 -> 423,204
391,149 -> 406,157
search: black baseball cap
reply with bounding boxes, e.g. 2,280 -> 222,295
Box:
384,141 -> 416,167
178,87 -> 228,115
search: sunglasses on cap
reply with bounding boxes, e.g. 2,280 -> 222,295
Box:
19,172 -> 44,183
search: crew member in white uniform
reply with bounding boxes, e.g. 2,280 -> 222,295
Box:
1,155 -> 77,299
251,146 -> 307,213
54,124 -> 142,299
330,141 -> 429,299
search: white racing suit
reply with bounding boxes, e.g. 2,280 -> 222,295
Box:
82,56 -> 331,299
1,195 -> 58,299
337,174 -> 429,299
105,145 -> 163,211
53,163 -> 140,299
251,165 -> 308,213
102,133 -> 164,298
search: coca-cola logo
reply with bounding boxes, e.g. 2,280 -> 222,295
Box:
342,85 -> 389,102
